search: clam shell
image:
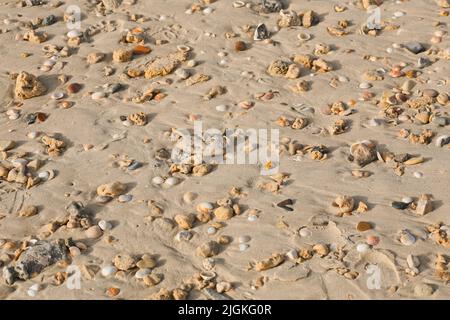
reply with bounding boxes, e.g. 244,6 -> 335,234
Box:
152,176 -> 165,185
98,219 -> 112,231
176,45 -> 191,52
356,243 -> 370,253
299,227 -> 311,237
91,92 -> 105,100
232,1 -> 245,8
101,265 -> 117,277
399,230 -> 416,246
51,92 -> 64,100
67,30 -> 82,38
135,268 -> 151,279
164,176 -> 179,187
196,202 -> 214,214
297,32 -> 311,41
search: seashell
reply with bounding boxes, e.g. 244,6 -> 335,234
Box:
435,135 -> 450,147
207,227 -> 217,235
407,254 -> 420,268
200,271 -> 216,281
392,201 -> 409,210
299,227 -> 311,237
366,235 -> 380,246
359,82 -> 372,89
399,230 -> 416,246
356,243 -> 370,253
404,157 -> 424,165
203,7 -> 213,15
248,215 -> 258,222
175,68 -> 189,80
175,230 -> 192,242
254,23 -> 269,41
101,265 -> 117,277
402,197 -> 414,204
367,118 -> 380,127
85,225 -> 103,239
67,83 -> 82,94
51,92 -> 64,100
38,170 -> 55,181
152,176 -> 165,185
118,194 -> 133,203
196,202 -> 214,214
164,176 -> 179,187
27,131 -> 39,139
238,100 -> 254,109
232,1 -> 245,8
98,219 -> 112,231
393,11 -> 405,17
67,30 -> 82,38
297,32 -> 311,41
69,246 -> 81,256
91,92 -> 106,100
177,45 -> 191,52
413,171 -> 423,178
203,258 -> 215,271
95,195 -> 112,204
43,59 -> 56,67
239,244 -> 249,251
238,235 -> 251,243
12,158 -> 28,167
135,268 -> 151,279
186,59 -> 196,67
216,281 -> 232,293
183,191 -> 197,204
215,104 -> 228,112
286,249 -> 298,260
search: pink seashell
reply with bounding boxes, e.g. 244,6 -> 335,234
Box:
366,235 -> 380,246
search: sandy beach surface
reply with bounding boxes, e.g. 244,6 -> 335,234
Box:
0,0 -> 449,300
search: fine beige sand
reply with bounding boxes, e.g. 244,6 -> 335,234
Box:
0,0 -> 449,300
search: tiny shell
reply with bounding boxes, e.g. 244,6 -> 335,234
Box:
152,176 -> 165,185
135,268 -> 151,279
239,244 -> 249,251
67,30 -> 82,38
177,45 -> 191,52
359,82 -> 372,89
238,235 -> 251,243
232,1 -> 245,8
366,235 -> 380,246
196,202 -> 214,214
118,194 -> 133,203
101,265 -> 117,277
435,135 -> 450,147
200,271 -> 216,281
356,243 -> 370,253
51,92 -> 64,100
297,32 -> 311,41
207,227 -> 217,235
91,92 -> 105,100
183,191 -> 197,203
286,249 -> 298,260
203,7 -> 213,15
164,177 -> 179,187
399,230 -> 416,246
215,104 -> 228,112
413,171 -> 423,178
404,156 -> 424,165
98,219 -> 112,231
299,228 -> 311,237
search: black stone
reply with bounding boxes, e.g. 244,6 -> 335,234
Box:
391,201 -> 409,210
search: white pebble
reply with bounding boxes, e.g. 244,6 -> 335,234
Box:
215,104 -> 228,112
413,171 -> 423,178
164,176 -> 179,187
67,30 -> 82,38
207,227 -> 217,235
38,171 -> 50,180
91,92 -> 105,100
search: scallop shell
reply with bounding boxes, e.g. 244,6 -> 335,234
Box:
196,202 -> 214,214
51,92 -> 64,100
135,268 -> 151,279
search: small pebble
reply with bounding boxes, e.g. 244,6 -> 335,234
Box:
118,194 -> 133,203
101,265 -> 117,277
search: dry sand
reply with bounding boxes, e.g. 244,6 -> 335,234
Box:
0,0 -> 449,300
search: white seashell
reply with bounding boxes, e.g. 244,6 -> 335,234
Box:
407,254 -> 420,268
286,249 -> 298,260
177,45 -> 191,52
101,265 -> 117,277
29,284 -> 41,292
185,9 -> 193,15
152,176 -> 165,185
413,171 -> 423,179
392,43 -> 402,49
233,1 -> 245,8
164,176 -> 179,187
435,135 -> 449,147
43,59 -> 56,67
248,215 -> 258,222
338,75 -> 349,82
215,104 -> 228,112
203,7 -> 213,15
402,197 -> 414,204
238,235 -> 251,243
98,220 -> 112,231
197,202 -> 213,213
27,131 -> 39,139
27,289 -> 38,297
67,30 -> 82,38
118,194 -> 132,203
186,59 -> 196,67
91,92 -> 105,100
399,230 -> 416,246
38,171 -> 51,181
359,82 -> 372,89
297,32 -> 311,41
239,244 -> 249,251
175,68 -> 189,80
299,227 -> 311,237
207,227 -> 217,235
51,92 -> 64,100
135,268 -> 151,279
356,243 -> 370,253
200,271 -> 216,281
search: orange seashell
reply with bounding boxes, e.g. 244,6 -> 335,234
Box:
366,235 -> 380,246
154,92 -> 167,101
36,112 -> 47,122
106,287 -> 120,297
133,45 -> 151,55
131,27 -> 143,34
